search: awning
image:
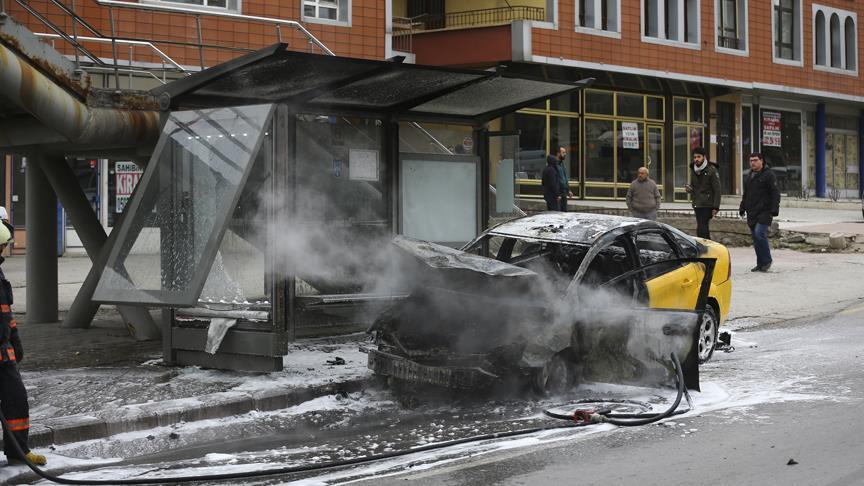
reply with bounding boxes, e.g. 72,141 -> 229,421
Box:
153,44 -> 592,124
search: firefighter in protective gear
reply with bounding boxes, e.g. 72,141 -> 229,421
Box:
0,222 -> 46,467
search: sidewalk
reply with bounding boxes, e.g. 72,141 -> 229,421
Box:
2,208 -> 864,461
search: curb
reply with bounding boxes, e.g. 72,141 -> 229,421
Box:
2,378 -> 370,450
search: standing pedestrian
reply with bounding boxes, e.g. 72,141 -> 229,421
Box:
541,155 -> 561,211
555,146 -> 573,211
626,166 -> 661,220
0,222 -> 47,466
686,147 -> 721,239
739,152 -> 781,272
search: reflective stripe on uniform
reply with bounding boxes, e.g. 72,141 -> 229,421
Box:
6,417 -> 30,431
0,304 -> 10,312
1,344 -> 15,362
9,318 -> 16,328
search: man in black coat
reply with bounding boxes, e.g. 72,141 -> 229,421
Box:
739,152 -> 781,272
541,155 -> 561,211
686,147 -> 721,240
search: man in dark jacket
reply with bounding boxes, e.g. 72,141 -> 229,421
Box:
740,152 -> 781,272
686,147 -> 721,240
555,146 -> 573,211
0,222 -> 47,466
541,155 -> 561,211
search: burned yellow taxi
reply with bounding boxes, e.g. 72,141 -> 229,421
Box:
365,213 -> 729,394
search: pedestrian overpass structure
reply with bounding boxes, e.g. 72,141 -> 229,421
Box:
0,4 -> 590,370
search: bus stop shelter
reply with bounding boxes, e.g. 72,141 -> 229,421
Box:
92,44 -> 591,371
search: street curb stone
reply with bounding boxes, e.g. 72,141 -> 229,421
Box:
4,378 -> 369,450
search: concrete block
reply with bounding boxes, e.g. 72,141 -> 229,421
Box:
97,406 -> 160,436
829,233 -> 848,250
183,392 -> 254,422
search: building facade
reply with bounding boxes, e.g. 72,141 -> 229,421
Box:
3,0 -> 863,255
397,0 -> 864,202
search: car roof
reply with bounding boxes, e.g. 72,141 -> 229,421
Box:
487,212 -> 656,244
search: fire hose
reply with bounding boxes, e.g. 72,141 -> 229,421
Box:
0,353 -> 687,484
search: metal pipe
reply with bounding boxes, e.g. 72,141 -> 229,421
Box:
0,42 -> 160,148
195,14 -> 204,70
33,33 -> 188,72
93,0 -> 334,55
25,156 -> 59,324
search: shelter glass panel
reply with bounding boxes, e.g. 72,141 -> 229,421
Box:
399,122 -> 475,155
94,104 -> 274,306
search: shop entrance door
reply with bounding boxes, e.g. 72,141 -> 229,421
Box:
826,131 -> 860,199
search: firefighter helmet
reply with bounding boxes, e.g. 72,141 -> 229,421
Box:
0,221 -> 12,245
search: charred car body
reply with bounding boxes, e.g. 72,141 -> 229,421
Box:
365,213 -> 729,394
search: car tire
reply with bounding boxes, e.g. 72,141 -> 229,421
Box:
698,305 -> 719,364
533,352 -> 574,395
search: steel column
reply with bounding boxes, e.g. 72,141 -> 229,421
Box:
25,156 -> 58,323
859,109 -> 864,198
815,103 -> 826,198
37,154 -> 159,338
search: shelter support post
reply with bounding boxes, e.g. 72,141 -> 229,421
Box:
37,154 -> 159,339
25,156 -> 58,323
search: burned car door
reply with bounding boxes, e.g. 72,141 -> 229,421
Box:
567,231 -> 715,390
634,230 -> 700,311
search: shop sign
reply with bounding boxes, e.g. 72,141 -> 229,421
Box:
622,122 -> 639,149
115,162 -> 142,213
762,111 -> 782,148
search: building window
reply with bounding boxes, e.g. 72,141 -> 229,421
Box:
773,0 -> 801,63
577,0 -> 621,36
643,0 -> 699,46
813,5 -> 857,73
815,11 -> 826,65
146,0 -> 239,12
716,0 -> 747,52
302,0 -> 349,24
845,17 -> 856,71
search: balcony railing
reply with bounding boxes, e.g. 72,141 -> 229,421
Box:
717,34 -> 740,50
413,6 -> 546,31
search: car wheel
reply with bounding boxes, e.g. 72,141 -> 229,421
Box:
533,353 -> 574,395
698,305 -> 719,364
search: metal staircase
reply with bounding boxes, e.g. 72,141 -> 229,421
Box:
1,0 -> 332,89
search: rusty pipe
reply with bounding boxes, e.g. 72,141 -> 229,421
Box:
0,42 -> 159,148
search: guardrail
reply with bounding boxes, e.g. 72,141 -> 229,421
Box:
414,5 -> 545,31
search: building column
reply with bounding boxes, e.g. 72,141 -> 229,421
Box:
815,103 -> 827,198
25,155 -> 58,323
859,110 -> 864,198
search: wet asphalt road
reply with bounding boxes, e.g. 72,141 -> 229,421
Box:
359,304 -> 864,486
20,302 -> 864,485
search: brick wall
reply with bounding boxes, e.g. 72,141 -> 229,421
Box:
532,0 -> 864,97
6,0 -> 384,69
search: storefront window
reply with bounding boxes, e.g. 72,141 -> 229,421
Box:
647,96 -> 665,120
399,122 -> 475,155
586,90 -> 614,115
510,113 -> 548,181
617,93 -> 644,118
551,92 -> 580,113
617,121 -> 645,185
551,116 -> 580,182
66,159 -> 99,229
585,119 -> 615,183
689,99 -> 704,123
760,109 -> 802,196
674,98 -> 688,122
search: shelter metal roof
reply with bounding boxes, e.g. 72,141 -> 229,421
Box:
153,44 -> 592,124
